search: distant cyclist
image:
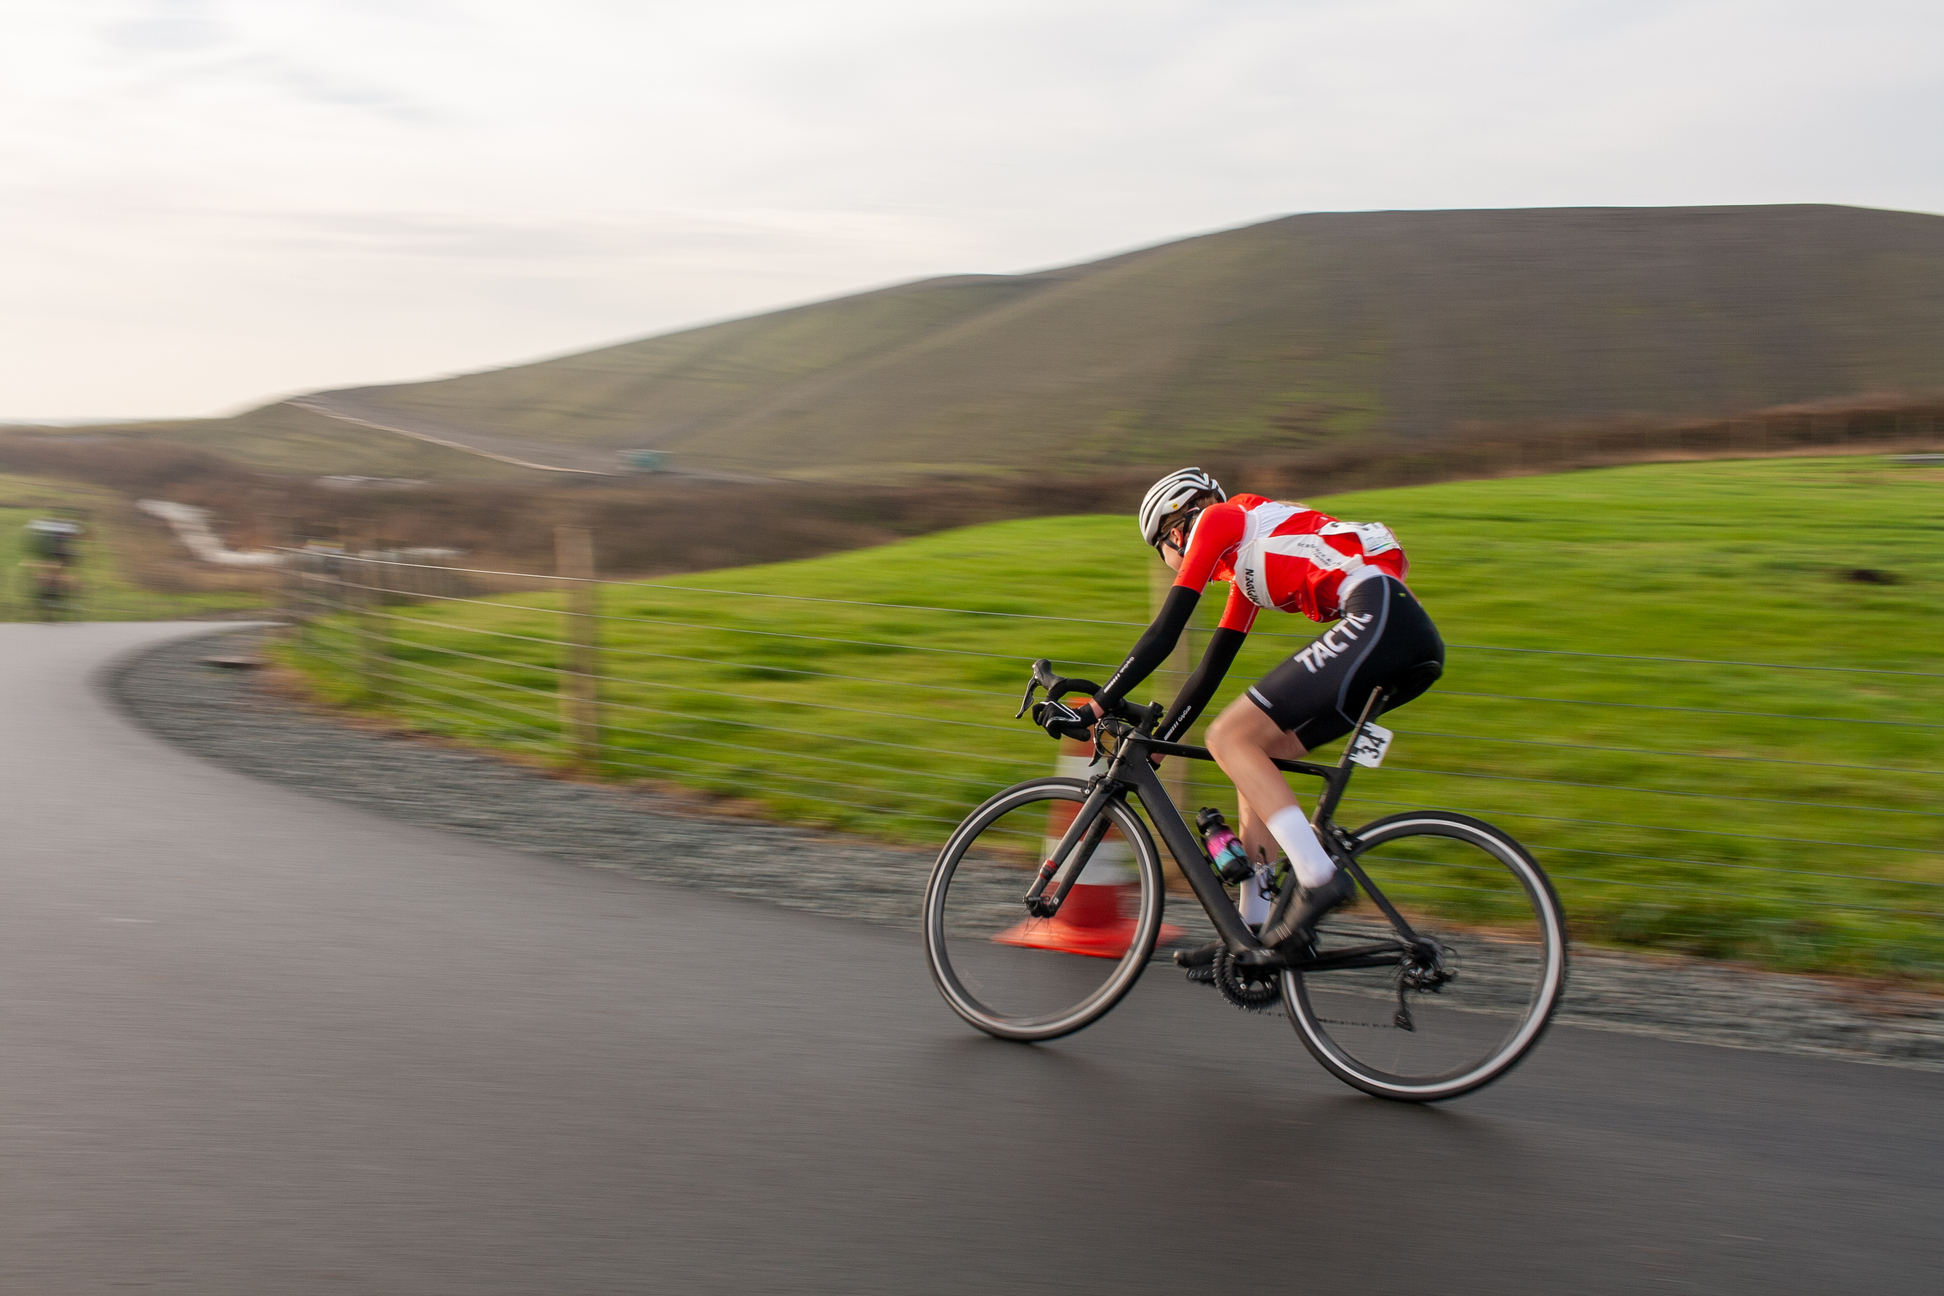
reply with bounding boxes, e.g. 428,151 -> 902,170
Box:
1038,468 -> 1445,966
22,518 -> 83,619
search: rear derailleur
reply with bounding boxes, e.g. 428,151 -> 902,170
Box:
1391,938 -> 1457,1031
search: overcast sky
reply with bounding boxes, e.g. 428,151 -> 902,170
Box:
3,0 -> 1939,420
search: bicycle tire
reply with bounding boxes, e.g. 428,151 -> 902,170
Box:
924,777 -> 1165,1041
1284,811 -> 1567,1102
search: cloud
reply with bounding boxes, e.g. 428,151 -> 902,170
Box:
103,12 -> 228,55
227,52 -> 438,121
98,0 -> 234,51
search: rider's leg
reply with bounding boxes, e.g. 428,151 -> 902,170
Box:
1206,697 -> 1338,889
1172,703 -> 1312,970
1227,713 -> 1305,868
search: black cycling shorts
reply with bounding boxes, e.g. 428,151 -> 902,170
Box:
1246,575 -> 1445,750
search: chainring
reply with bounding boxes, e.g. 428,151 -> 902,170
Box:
1212,948 -> 1282,1013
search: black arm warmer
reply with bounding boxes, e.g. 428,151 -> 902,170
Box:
1157,625 -> 1249,743
1095,584 -> 1200,712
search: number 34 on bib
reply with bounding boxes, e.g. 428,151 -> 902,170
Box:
1348,722 -> 1394,769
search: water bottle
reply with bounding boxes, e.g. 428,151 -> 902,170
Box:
1195,807 -> 1252,885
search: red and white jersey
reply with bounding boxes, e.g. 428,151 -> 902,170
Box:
1174,494 -> 1409,629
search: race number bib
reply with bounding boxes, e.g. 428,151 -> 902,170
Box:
1347,722 -> 1394,769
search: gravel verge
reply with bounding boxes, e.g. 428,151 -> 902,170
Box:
111,627 -> 1944,1071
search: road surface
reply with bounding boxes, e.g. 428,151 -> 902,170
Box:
0,622 -> 1936,1294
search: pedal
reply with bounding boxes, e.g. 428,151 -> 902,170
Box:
1172,940 -> 1220,969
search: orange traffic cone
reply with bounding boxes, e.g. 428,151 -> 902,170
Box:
994,736 -> 1182,959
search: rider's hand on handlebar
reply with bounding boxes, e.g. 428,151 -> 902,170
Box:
1031,697 -> 1097,740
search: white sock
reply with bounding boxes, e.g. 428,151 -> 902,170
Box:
1266,805 -> 1337,889
1238,863 -> 1276,925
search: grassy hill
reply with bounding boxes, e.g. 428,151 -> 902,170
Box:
280,456 -> 1944,977
183,203 -> 1944,480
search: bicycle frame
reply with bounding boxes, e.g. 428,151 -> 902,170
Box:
1021,689 -> 1424,970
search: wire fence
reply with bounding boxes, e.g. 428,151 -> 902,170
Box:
276,535 -> 1944,970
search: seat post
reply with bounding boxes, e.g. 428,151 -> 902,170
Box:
1334,686 -> 1391,771
1314,686 -> 1388,827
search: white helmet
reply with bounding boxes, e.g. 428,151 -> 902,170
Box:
1138,468 -> 1225,548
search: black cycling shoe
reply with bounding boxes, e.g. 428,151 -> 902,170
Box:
1253,869 -> 1358,958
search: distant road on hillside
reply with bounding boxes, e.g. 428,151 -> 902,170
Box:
287,391 -> 776,482
287,391 -> 619,474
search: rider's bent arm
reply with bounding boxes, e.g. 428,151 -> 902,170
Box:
1093,584 -> 1200,713
1157,624 -> 1249,743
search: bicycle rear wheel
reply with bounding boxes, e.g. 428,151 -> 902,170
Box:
924,777 -> 1165,1041
1285,811 -> 1567,1102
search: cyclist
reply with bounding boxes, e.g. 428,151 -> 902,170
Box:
1035,467 -> 1445,965
22,518 -> 83,619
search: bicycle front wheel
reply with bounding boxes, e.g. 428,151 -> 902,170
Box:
1285,811 -> 1567,1102
924,778 -> 1165,1041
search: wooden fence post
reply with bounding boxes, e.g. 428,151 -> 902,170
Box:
273,516 -> 305,639
556,526 -> 602,765
346,521 -> 387,703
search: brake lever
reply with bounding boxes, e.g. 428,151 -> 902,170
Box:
1018,658 -> 1102,719
1020,657 -> 1074,718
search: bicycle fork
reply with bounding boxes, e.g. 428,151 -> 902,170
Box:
1021,781 -> 1118,918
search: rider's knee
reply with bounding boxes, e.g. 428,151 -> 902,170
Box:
1206,699 -> 1265,752
1209,697 -> 1307,763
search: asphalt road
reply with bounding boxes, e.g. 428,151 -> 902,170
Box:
1,622 -> 1936,1295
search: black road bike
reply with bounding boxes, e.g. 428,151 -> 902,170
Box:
922,660 -> 1568,1102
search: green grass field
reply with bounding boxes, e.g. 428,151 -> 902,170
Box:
0,473 -> 269,621
281,457 -> 1944,977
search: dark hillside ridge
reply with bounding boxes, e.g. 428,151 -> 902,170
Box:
240,204 -> 1944,478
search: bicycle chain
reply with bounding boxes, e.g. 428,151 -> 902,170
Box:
1311,1016 -> 1404,1030
1309,966 -> 1426,1032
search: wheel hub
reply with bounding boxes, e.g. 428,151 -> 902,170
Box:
1398,937 -> 1457,993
